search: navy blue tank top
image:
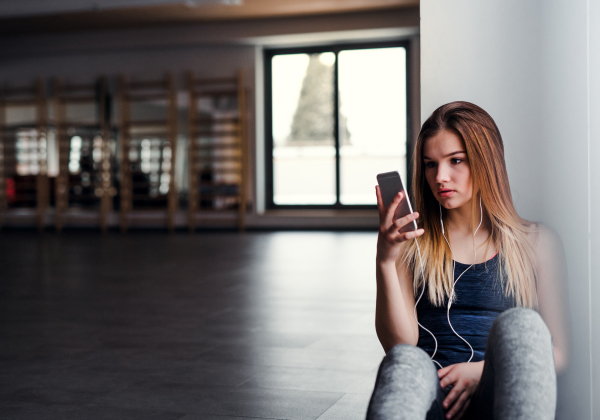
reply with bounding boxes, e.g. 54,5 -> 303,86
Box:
416,253 -> 515,367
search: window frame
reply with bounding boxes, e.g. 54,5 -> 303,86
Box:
264,39 -> 413,210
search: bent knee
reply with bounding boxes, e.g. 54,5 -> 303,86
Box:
491,308 -> 552,347
384,344 -> 436,374
387,343 -> 433,362
369,345 -> 439,419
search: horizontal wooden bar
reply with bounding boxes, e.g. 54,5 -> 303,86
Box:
125,93 -> 168,102
68,199 -> 102,205
195,193 -> 240,198
194,155 -> 241,162
58,96 -> 96,104
128,80 -> 167,90
128,130 -> 169,137
1,124 -> 38,131
192,115 -> 239,123
0,99 -> 38,106
193,143 -> 240,150
131,195 -> 168,200
193,167 -> 241,174
192,89 -> 237,97
125,119 -> 169,128
193,77 -> 236,86
188,207 -> 241,213
56,122 -> 101,128
198,181 -> 240,187
191,132 -> 240,139
1,86 -> 36,95
62,83 -> 96,92
191,124 -> 239,131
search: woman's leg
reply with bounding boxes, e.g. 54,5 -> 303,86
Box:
466,308 -> 556,420
366,344 -> 444,420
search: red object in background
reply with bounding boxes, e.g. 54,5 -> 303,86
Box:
6,178 -> 16,204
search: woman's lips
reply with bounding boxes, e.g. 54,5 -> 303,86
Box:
438,189 -> 455,197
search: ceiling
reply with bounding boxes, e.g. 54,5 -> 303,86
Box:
0,0 -> 419,35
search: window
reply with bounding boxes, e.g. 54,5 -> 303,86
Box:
265,41 -> 411,209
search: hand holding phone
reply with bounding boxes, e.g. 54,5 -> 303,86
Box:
376,171 -> 418,233
375,171 -> 423,264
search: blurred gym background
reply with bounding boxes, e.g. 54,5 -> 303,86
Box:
1,1 -> 599,419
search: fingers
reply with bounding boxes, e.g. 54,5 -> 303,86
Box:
443,384 -> 462,414
398,228 -> 424,242
384,226 -> 423,246
407,228 -> 425,239
390,211 -> 418,232
446,391 -> 470,419
388,212 -> 421,240
438,364 -> 454,379
377,189 -> 424,247
439,367 -> 458,389
375,186 -> 386,220
383,191 -> 405,227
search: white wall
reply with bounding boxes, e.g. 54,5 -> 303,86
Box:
590,0 -> 600,416
421,0 -> 593,418
539,2 -> 590,418
421,0 -> 543,220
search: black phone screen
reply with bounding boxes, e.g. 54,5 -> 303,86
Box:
376,171 -> 417,233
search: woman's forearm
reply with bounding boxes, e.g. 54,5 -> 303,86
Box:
375,260 -> 418,352
373,187 -> 423,352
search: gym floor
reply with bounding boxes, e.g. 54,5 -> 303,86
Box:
0,230 -> 383,420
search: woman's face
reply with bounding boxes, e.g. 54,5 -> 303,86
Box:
423,129 -> 473,210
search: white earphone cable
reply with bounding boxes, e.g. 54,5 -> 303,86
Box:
414,237 -> 443,369
412,196 -> 483,366
440,197 -> 483,363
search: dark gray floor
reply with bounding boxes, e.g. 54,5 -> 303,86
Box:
0,230 -> 383,420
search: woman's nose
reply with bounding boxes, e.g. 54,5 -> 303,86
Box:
436,164 -> 451,183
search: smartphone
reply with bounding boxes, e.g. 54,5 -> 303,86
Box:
376,171 -> 417,233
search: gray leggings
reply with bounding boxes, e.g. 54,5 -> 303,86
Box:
366,308 -> 556,420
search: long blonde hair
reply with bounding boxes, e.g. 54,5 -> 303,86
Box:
400,101 -> 537,308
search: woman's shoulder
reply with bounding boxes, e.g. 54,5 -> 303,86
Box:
522,221 -> 564,258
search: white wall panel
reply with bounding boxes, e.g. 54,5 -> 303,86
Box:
421,1 -> 591,418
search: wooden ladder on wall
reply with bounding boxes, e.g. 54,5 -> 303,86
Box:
54,77 -> 113,232
119,74 -> 178,232
0,79 -> 49,231
187,69 -> 247,232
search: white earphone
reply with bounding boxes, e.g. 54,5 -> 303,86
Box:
413,195 -> 483,367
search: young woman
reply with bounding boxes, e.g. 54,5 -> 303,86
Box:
367,102 -> 568,420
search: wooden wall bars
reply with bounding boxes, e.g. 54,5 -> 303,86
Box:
54,77 -> 115,232
0,70 -> 249,232
118,74 -> 178,232
0,80 -> 49,231
187,69 -> 247,232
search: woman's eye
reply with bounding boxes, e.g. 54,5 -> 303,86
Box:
451,158 -> 463,164
424,161 -> 436,169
